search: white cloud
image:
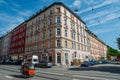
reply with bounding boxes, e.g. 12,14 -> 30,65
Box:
101,13 -> 120,23
73,0 -> 81,8
11,8 -> 32,17
0,0 -> 7,4
88,12 -> 120,27
78,0 -> 120,14
84,7 -> 120,21
0,13 -> 25,36
94,28 -> 116,34
10,1 -> 20,7
0,13 -> 24,23
70,0 -> 82,8
84,0 -> 103,5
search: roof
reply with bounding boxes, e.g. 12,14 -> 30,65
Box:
27,2 -> 86,24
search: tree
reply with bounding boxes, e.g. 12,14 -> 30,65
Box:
107,47 -> 120,57
117,37 -> 120,50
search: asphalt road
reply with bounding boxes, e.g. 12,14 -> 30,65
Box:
0,64 -> 120,80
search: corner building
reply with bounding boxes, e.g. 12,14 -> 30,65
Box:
25,2 -> 90,66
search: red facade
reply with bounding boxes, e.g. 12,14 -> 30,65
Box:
9,22 -> 26,55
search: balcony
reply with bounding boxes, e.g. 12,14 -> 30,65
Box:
34,30 -> 40,34
55,12 -> 61,16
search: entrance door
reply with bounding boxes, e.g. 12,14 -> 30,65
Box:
57,53 -> 61,64
65,53 -> 68,65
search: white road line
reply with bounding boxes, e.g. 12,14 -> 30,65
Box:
5,75 -> 13,79
37,71 -> 64,76
73,79 -> 79,80
72,75 -> 116,80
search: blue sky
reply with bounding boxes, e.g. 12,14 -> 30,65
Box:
0,0 -> 120,50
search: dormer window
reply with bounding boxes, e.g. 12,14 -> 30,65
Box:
56,8 -> 60,12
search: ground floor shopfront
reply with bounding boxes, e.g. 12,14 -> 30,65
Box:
9,53 -> 24,60
25,48 -> 90,66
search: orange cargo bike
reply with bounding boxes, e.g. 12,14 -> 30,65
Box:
20,63 -> 36,78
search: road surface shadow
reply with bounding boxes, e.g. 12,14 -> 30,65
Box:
9,74 -> 25,79
36,75 -> 59,80
68,65 -> 120,74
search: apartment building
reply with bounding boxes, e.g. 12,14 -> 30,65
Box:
0,37 -> 3,58
25,2 -> 90,66
9,22 -> 26,60
88,30 -> 107,60
1,33 -> 11,59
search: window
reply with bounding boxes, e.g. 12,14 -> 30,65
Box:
72,42 -> 76,49
64,10 -> 66,15
57,27 -> 61,36
36,18 -> 39,23
77,35 -> 79,41
72,42 -> 74,49
34,44 -> 38,50
42,44 -> 44,49
57,39 -> 61,47
56,16 -> 61,23
43,23 -> 46,28
49,19 -> 52,25
36,25 -> 40,30
49,30 -> 52,37
71,32 -> 73,39
74,42 -> 76,49
44,14 -> 46,18
35,34 -> 39,42
56,8 -> 60,12
50,10 -> 52,15
29,37 -> 32,43
48,41 -> 51,48
74,33 -> 76,40
64,17 -> 67,25
30,29 -> 33,34
65,29 -> 67,37
71,22 -> 75,30
78,44 -> 80,50
42,32 -> 45,39
65,41 -> 67,48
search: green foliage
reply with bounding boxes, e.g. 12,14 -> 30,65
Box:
107,47 -> 120,57
117,37 -> 120,50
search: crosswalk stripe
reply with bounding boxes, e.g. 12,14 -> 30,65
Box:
5,75 -> 13,79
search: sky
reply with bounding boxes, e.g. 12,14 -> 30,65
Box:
0,0 -> 120,50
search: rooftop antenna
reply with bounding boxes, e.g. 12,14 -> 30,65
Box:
74,7 -> 79,15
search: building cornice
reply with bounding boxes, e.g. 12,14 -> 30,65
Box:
27,2 -> 85,24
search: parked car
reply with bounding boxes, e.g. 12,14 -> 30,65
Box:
81,61 -> 91,67
89,60 -> 97,65
99,60 -> 110,64
0,59 -> 6,64
12,60 -> 22,65
5,59 -> 13,64
35,60 -> 52,68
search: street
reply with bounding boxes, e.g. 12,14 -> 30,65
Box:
0,64 -> 120,80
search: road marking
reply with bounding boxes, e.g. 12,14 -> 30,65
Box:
37,71 -> 64,76
0,73 -> 1,75
73,79 -> 79,80
5,75 -> 13,79
72,75 -> 115,80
